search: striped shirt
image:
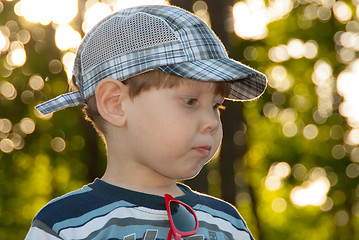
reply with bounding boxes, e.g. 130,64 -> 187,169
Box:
25,179 -> 254,240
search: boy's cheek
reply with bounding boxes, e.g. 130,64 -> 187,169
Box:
213,127 -> 223,149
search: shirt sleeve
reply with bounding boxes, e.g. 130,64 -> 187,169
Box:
25,219 -> 63,240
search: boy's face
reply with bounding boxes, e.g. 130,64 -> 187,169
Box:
120,78 -> 225,182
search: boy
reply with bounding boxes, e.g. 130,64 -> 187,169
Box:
27,5 -> 266,240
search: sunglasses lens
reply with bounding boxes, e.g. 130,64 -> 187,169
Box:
170,201 -> 196,232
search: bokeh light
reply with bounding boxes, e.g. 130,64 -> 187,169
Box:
282,122 -> 298,137
113,0 -> 169,12
82,2 -> 112,34
292,164 -> 308,181
290,174 -> 330,207
51,137 -> 66,152
6,41 -> 26,67
11,132 -> 24,150
337,59 -> 359,130
272,198 -> 287,213
15,0 -> 78,25
330,125 -> 344,140
15,0 -> 51,25
320,197 -> 334,211
62,52 -> 76,81
48,59 -> 62,74
290,167 -> 332,208
19,118 -> 35,135
346,163 -> 359,178
233,1 -> 268,40
193,1 -> 211,27
351,147 -> 359,162
21,90 -> 34,104
233,0 -> 293,40
55,25 -> 81,51
51,0 -> 78,25
17,29 -> 31,44
29,75 -> 44,91
0,81 -> 17,100
0,138 -> 14,153
303,124 -> 319,140
269,39 -> 318,63
345,129 -> 359,146
0,28 -> 10,52
0,118 -> 13,134
334,210 -> 349,226
263,102 -> 278,119
267,65 -> 293,92
333,1 -> 352,23
332,144 -> 346,159
82,0 -> 169,33
312,60 -> 335,119
265,162 -> 291,191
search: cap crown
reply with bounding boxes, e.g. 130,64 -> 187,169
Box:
35,5 -> 267,115
74,5 -> 227,100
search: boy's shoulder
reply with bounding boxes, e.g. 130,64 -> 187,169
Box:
192,190 -> 249,231
195,191 -> 241,217
34,184 -> 98,228
33,179 -> 159,229
35,180 -> 127,222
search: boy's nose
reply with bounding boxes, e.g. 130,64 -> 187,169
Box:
200,109 -> 221,135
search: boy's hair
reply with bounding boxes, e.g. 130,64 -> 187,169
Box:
72,70 -> 231,136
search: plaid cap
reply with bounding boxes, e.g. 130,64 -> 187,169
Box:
36,5 -> 267,115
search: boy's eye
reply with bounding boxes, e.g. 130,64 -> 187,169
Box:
184,98 -> 198,106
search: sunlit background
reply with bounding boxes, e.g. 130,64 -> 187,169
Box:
0,0 -> 359,239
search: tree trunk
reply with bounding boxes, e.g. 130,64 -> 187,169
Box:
168,2 -> 263,239
169,0 -> 242,204
206,0 -> 240,206
169,0 -> 195,11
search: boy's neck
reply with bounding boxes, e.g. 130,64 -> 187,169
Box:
101,172 -> 185,197
101,144 -> 185,197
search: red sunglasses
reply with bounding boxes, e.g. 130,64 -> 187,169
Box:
165,194 -> 199,240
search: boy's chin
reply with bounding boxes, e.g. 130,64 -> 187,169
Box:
176,169 -> 203,181
167,159 -> 209,181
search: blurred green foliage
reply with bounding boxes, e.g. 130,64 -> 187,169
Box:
0,0 -> 358,239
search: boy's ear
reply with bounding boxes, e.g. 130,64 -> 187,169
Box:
95,78 -> 129,127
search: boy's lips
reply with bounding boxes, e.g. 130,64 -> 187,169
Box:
193,146 -> 212,156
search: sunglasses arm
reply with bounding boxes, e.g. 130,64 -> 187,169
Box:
167,229 -> 182,240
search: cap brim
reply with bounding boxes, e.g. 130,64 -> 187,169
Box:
156,58 -> 267,101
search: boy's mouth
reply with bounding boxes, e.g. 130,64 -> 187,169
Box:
193,146 -> 212,156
